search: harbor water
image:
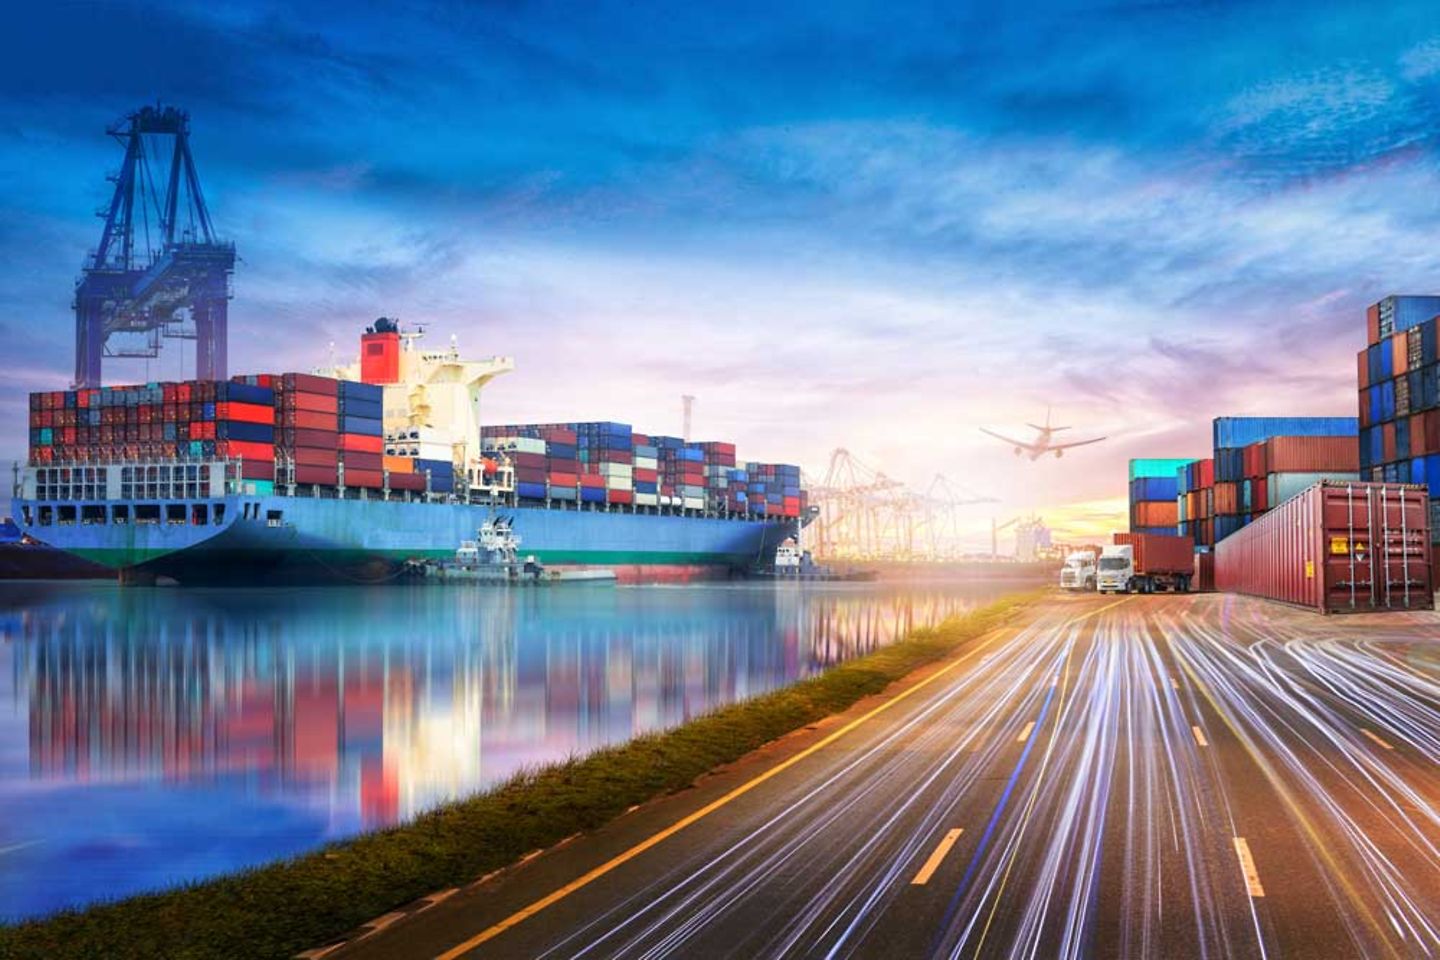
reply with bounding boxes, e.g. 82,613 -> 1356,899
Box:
0,577 -> 1033,921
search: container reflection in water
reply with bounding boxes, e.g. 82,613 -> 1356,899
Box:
0,579 -> 1018,920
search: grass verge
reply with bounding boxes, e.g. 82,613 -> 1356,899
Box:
1,589 -> 1041,960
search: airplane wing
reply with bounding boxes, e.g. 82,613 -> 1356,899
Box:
1050,436 -> 1107,451
980,427 -> 1039,452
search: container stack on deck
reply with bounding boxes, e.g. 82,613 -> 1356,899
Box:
1359,295 -> 1440,569
480,422 -> 805,516
1128,458 -> 1192,535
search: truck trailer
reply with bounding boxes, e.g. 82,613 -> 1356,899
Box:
1097,532 -> 1194,594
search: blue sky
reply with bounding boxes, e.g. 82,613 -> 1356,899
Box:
6,0 -> 1440,543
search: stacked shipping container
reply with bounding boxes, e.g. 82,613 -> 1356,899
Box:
1359,295 -> 1440,570
1209,417 -> 1358,545
1176,458 -> 1215,548
479,422 -> 805,515
1128,458 -> 1192,536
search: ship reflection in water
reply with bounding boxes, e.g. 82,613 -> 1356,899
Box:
0,579 -> 1022,920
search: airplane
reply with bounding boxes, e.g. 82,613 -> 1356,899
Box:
980,408 -> 1107,460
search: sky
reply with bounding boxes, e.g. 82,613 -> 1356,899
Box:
5,0 -> 1440,549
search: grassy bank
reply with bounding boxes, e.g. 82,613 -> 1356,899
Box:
2,590 -> 1040,960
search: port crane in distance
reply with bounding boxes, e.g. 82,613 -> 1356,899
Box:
979,407 -> 1106,460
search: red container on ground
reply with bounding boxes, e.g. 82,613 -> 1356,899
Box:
1113,532 -> 1193,575
1193,552 -> 1215,592
1215,481 -> 1432,613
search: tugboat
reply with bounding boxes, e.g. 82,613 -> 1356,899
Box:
405,516 -> 616,584
750,538 -> 878,582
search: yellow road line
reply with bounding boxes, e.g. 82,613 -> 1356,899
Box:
910,828 -> 964,885
433,596 -> 1133,960
1361,728 -> 1394,751
1016,721 -> 1036,742
1191,725 -> 1209,748
1233,837 -> 1265,897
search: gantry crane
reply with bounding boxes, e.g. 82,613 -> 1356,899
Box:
73,105 -> 234,387
804,449 -> 997,561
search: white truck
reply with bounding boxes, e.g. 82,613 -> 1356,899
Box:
1059,551 -> 1097,591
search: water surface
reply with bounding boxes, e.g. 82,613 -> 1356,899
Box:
0,578 -> 1029,920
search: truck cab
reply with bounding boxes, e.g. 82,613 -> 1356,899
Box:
1059,551 -> 1097,591
1097,545 -> 1134,594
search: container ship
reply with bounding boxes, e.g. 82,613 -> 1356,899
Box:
14,320 -> 808,585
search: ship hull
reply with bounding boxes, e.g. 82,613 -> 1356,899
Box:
13,495 -> 794,586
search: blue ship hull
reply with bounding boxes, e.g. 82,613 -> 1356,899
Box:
12,494 -> 795,585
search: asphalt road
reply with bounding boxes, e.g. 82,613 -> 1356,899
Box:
335,592 -> 1440,960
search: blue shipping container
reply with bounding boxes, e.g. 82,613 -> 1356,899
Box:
341,416 -> 383,437
1378,295 -> 1440,337
338,381 -> 383,402
517,482 -> 546,500
1212,417 -> 1359,450
1131,477 -> 1178,501
219,421 -> 274,443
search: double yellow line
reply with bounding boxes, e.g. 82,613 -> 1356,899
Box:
436,596 -> 1131,959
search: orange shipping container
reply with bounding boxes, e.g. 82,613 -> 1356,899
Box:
1134,501 -> 1179,527
382,455 -> 413,474
1382,422 -> 1396,463
1214,482 -> 1239,515
1392,334 -> 1409,376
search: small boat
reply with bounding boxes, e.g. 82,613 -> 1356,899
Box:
404,516 -> 616,585
749,542 -> 878,582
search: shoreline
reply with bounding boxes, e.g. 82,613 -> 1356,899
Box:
1,589 -> 1043,960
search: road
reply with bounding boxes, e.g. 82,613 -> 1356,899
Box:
333,592 -> 1440,960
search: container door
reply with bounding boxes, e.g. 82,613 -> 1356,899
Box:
1372,486 -> 1433,610
1320,484 -> 1375,612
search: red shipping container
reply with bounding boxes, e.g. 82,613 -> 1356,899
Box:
1393,335 -> 1409,376
281,373 -> 339,396
1215,480 -> 1432,613
239,459 -> 274,481
580,475 -> 606,489
541,428 -> 578,444
218,401 -> 275,424
283,428 -> 338,448
634,467 -> 658,483
1359,394 -> 1371,428
294,447 -> 340,467
607,489 -> 633,504
344,469 -> 384,489
1193,552 -> 1215,592
295,465 -> 338,485
178,383 -> 192,403
280,410 -> 338,430
340,433 -> 384,453
547,458 -> 580,474
1367,303 -> 1381,344
600,450 -> 633,466
342,451 -> 382,471
1263,436 -> 1358,473
1411,416 -> 1427,459
390,472 -> 426,491
548,471 -> 578,487
1427,411 -> 1440,453
218,439 -> 275,462
1252,480 -> 1268,513
1112,532 -> 1194,575
1382,422 -> 1396,463
1242,442 -> 1265,479
514,467 -> 546,483
287,392 -> 339,415
196,421 -> 216,440
513,452 -> 547,470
